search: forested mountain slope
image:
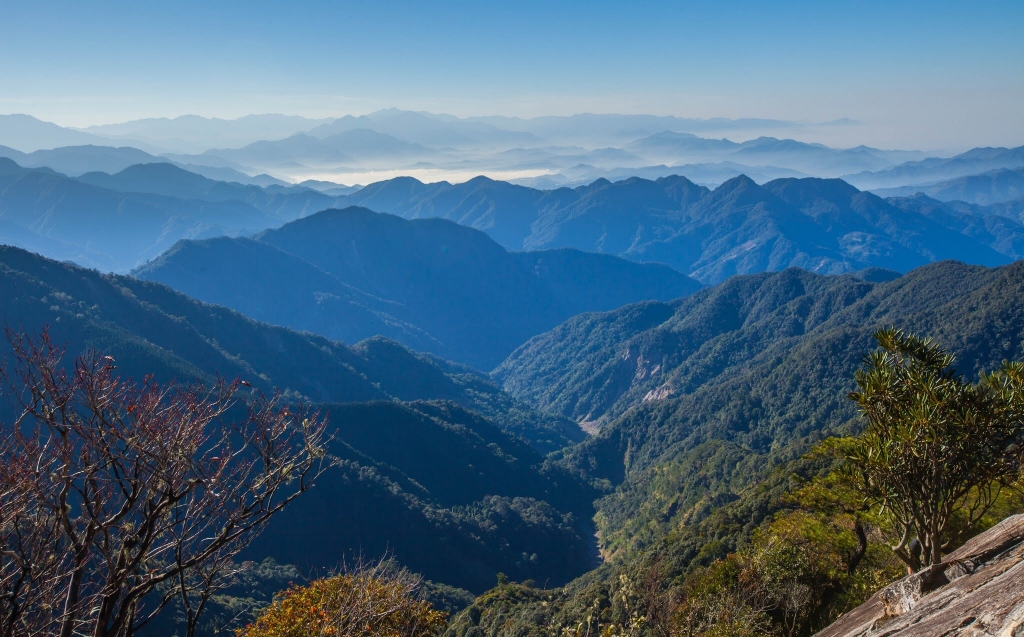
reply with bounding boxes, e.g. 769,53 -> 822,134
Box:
449,260 -> 1024,635
133,206 -> 700,369
498,260 -> 1024,553
0,245 -> 598,594
250,399 -> 599,593
0,245 -> 582,451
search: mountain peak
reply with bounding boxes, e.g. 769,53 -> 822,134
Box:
716,173 -> 759,191
0,156 -> 24,173
684,174 -> 775,223
762,176 -> 861,203
651,130 -> 699,140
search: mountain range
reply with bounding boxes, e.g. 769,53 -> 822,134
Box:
0,159 -> 350,271
190,128 -> 436,171
3,106 -> 1024,637
3,151 -> 1023,284
132,206 -> 700,370
11,111 -> 1024,192
846,145 -> 1024,190
3,192 -> 1024,630
72,110 -> 794,153
0,143 -> 167,176
626,131 -> 926,176
330,172 -> 1023,283
0,142 -> 301,187
872,167 -> 1024,204
515,158 -> 811,190
0,114 -> 117,152
78,113 -> 334,154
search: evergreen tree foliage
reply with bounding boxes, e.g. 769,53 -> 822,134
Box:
830,327 -> 1024,569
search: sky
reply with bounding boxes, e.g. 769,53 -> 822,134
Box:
1,0 -> 1023,150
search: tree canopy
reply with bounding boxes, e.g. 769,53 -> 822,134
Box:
834,327 -> 1024,570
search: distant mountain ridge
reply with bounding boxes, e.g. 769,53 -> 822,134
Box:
75,161 -> 331,207
0,159 -> 353,271
11,111 -> 1024,200
132,206 -> 702,370
626,132 -> 925,177
2,111 -> 947,189
872,167 -> 1024,204
0,142 -> 296,186
331,173 -> 1022,283
845,144 -> 1024,190
0,114 -> 116,152
2,153 -> 1021,282
79,113 -> 334,154
0,143 -> 169,176
197,129 -> 435,170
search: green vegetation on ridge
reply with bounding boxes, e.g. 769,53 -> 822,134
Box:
450,260 -> 1024,635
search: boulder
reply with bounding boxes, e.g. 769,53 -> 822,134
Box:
815,513 -> 1024,636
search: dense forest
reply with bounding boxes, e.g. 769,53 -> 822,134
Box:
447,259 -> 1024,635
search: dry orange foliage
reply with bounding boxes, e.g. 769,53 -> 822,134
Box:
238,570 -> 447,637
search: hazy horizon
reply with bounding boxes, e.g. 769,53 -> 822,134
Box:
3,99 -> 1019,158
3,0 -> 1023,151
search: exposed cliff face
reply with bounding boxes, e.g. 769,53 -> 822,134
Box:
816,514 -> 1024,637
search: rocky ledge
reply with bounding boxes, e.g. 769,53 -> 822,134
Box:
816,513 -> 1024,636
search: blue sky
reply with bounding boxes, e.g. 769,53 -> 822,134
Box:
1,0 -> 1022,149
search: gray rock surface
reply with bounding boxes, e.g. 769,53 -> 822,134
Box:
815,514 -> 1024,636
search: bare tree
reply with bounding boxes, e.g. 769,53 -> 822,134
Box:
0,353 -> 70,637
0,329 -> 331,637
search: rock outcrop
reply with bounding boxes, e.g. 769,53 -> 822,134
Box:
815,513 -> 1024,636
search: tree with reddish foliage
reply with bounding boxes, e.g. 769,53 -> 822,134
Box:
0,329 -> 331,637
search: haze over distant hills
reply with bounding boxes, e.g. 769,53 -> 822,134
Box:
0,142 -> 290,185
3,149 -> 1024,283
9,110 -> 1024,191
872,167 -> 1024,204
0,159 -> 348,271
0,114 -> 119,152
844,145 -> 1024,190
77,114 -> 334,154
